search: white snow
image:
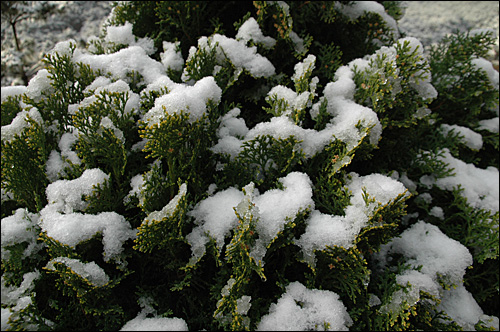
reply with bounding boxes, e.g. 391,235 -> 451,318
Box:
297,172 -> 408,266
144,76 -> 222,125
1,107 -> 43,142
45,168 -> 109,213
216,107 -> 249,139
1,270 -> 40,306
74,45 -> 167,86
80,79 -> 139,116
139,76 -> 178,102
478,117 -> 499,133
82,76 -> 111,93
434,149 -> 499,213
186,187 -> 244,262
471,56 -> 500,90
429,206 -> 445,220
236,17 -> 276,49
265,54 -> 318,119
212,58 -> 383,161
440,124 -> 483,150
161,41 -> 184,72
23,68 -> 54,102
46,257 -> 109,287
437,283 -> 495,331
256,281 -> 352,331
266,85 -> 304,116
292,54 -> 316,84
187,172 -> 314,265
250,172 -> 314,263
45,131 -> 82,181
437,285 -> 483,331
39,206 -> 137,263
1,208 -> 41,260
334,1 -> 399,40
46,151 -> 65,182
183,34 -> 276,81
1,269 -> 47,330
103,23 -> 134,46
372,219 -> 491,326
142,183 -> 187,225
236,295 -> 252,315
379,269 -> 440,314
124,173 -> 145,205
0,86 -> 27,102
376,220 -> 473,285
104,22 -> 155,55
1,1 -> 498,329
39,168 -> 137,262
398,37 -> 438,100
120,314 -> 188,331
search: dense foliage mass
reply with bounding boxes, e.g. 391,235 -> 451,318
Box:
1,1 -> 498,331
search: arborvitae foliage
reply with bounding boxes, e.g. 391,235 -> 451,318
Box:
1,116 -> 48,212
2,1 -> 498,331
429,30 -> 498,127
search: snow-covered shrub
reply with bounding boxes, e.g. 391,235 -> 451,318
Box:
1,1 -> 498,331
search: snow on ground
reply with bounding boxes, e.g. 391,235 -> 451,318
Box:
398,1 -> 499,68
398,1 -> 499,47
1,1 -> 113,86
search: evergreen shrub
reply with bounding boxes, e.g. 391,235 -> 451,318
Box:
1,1 -> 499,331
